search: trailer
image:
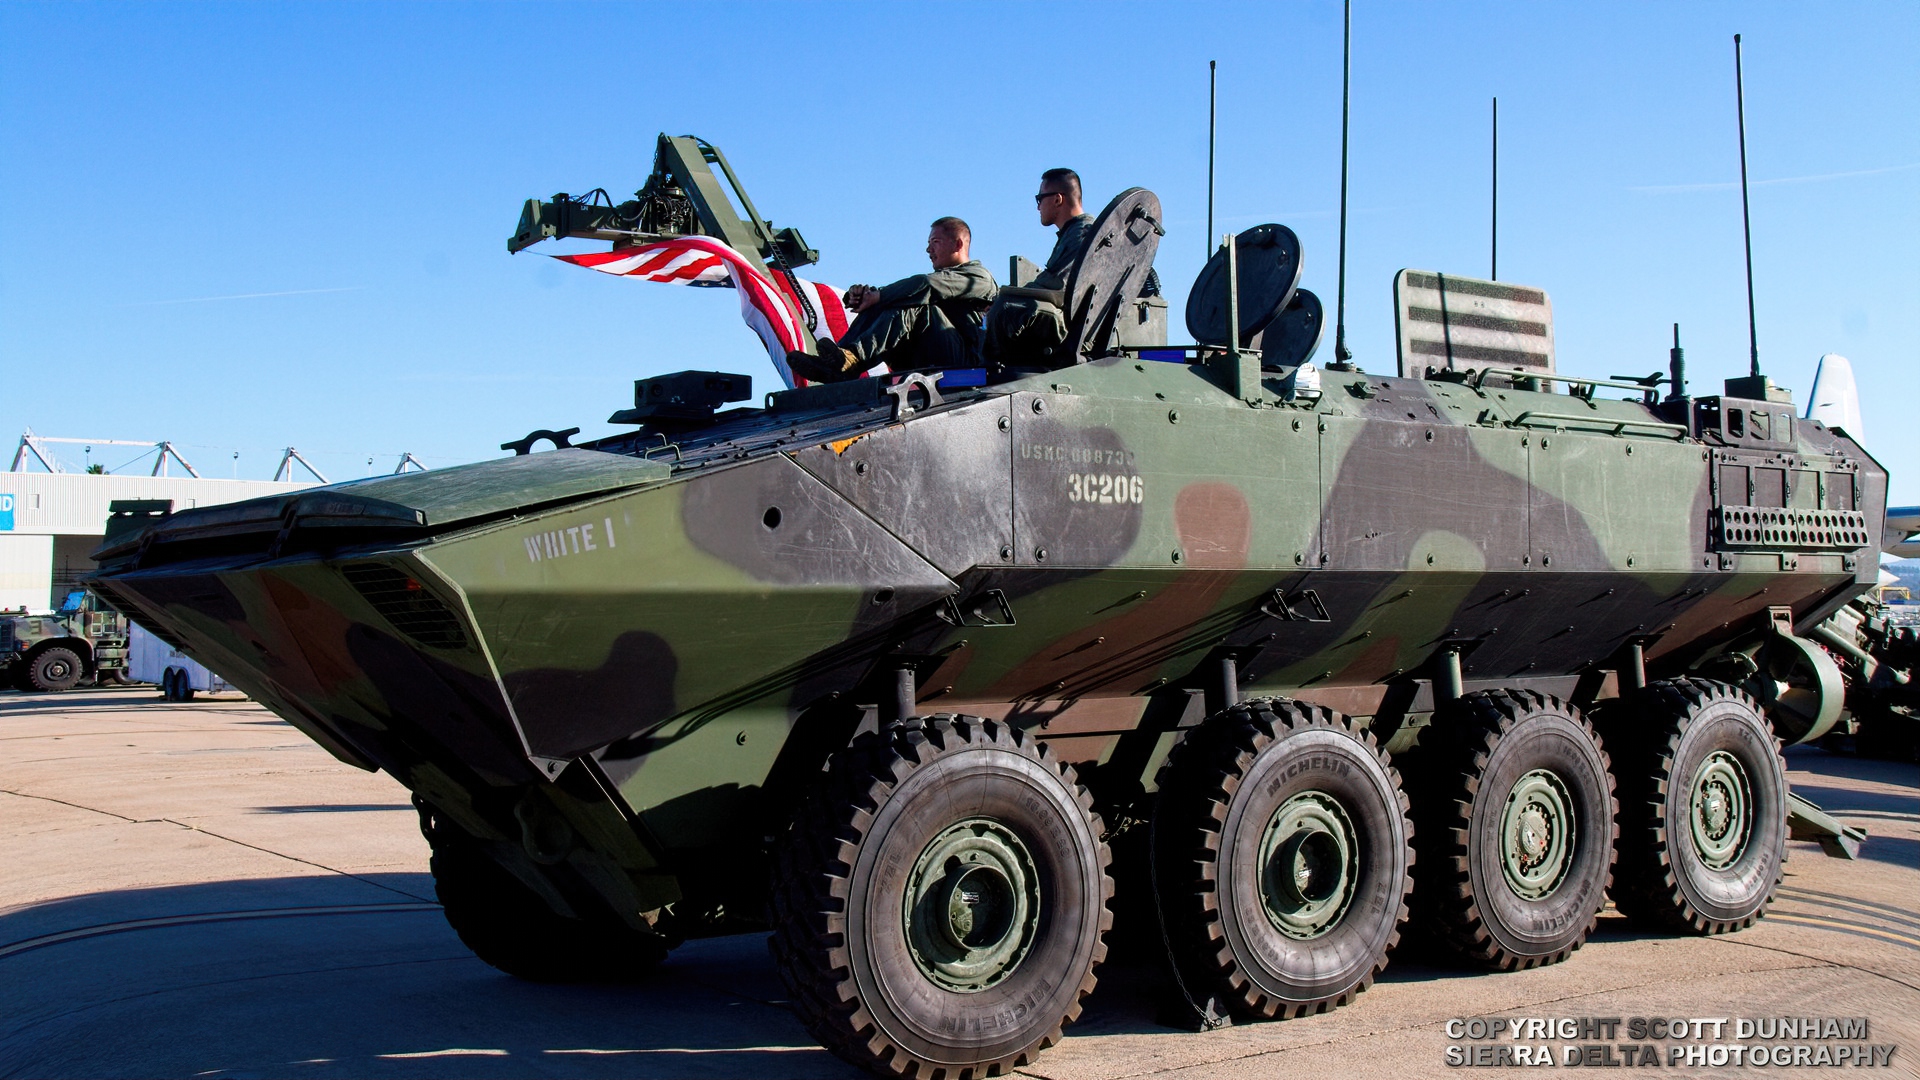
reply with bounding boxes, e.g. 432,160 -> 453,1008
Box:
127,622 -> 233,701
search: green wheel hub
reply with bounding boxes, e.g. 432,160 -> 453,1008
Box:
1690,751 -> 1752,870
903,818 -> 1041,992
1500,769 -> 1576,901
1257,791 -> 1359,939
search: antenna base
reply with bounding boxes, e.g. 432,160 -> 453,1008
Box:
1724,374 -> 1793,405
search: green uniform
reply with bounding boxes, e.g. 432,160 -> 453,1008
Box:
838,259 -> 998,372
1038,213 -> 1096,286
983,215 -> 1097,365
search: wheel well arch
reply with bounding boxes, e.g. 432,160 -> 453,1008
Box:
25,637 -> 92,671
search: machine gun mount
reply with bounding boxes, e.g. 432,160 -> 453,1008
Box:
508,133 -> 816,271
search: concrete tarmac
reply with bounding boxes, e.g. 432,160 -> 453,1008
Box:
2,689 -> 1915,1079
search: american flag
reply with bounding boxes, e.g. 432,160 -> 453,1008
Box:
553,236 -> 851,388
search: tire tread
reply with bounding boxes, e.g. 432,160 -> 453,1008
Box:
1409,689 -> 1617,971
1154,698 -> 1413,1020
768,715 -> 1113,1080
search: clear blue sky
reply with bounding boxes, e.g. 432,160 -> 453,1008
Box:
4,2 -> 1915,498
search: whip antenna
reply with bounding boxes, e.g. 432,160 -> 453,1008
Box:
1333,0 -> 1352,364
1734,33 -> 1760,378
1491,97 -> 1498,280
1207,60 -> 1217,258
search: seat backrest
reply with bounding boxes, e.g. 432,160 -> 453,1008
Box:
1060,188 -> 1164,361
1394,270 -> 1555,380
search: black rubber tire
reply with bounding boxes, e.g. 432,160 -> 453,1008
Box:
162,669 -> 194,702
27,646 -> 84,692
1608,678 -> 1787,934
1152,699 -> 1412,1021
418,800 -> 670,982
769,715 -> 1112,1079
1408,689 -> 1616,970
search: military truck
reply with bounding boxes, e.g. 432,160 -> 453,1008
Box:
89,153 -> 1886,1078
1,588 -> 130,692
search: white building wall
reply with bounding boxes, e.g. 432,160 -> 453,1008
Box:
0,474 -> 315,536
0,473 -> 319,610
0,534 -> 55,612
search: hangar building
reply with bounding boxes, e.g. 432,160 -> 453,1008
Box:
0,473 -> 315,611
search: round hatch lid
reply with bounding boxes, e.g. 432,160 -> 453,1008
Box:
1184,223 -> 1304,348
1261,288 -> 1325,368
1065,187 -> 1166,360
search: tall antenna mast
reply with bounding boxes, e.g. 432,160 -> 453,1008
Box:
1491,97 -> 1498,280
1734,33 -> 1760,378
1207,60 -> 1217,258
1333,0 -> 1353,364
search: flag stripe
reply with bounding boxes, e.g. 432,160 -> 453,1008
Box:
551,236 -> 849,388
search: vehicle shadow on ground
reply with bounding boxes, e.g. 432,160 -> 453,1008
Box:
0,876 -> 863,1079
0,876 -> 1297,1077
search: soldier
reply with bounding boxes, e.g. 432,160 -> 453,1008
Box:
789,217 -> 997,383
984,168 -> 1096,365
1032,167 -> 1095,288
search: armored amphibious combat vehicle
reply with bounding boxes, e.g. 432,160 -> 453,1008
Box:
91,175 -> 1887,1077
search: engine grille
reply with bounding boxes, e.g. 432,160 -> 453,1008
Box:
340,564 -> 469,650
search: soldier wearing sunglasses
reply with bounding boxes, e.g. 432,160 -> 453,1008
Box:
1033,168 -> 1095,288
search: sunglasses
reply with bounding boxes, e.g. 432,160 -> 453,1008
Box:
1034,191 -> 1065,203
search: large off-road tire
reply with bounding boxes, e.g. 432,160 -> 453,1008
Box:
1608,678 -> 1787,934
1152,699 -> 1413,1021
770,716 -> 1112,1079
27,646 -> 84,692
418,799 -> 670,982
1409,689 -> 1616,970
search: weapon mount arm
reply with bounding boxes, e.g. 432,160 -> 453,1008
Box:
508,134 -> 816,271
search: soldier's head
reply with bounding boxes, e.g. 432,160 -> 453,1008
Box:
927,217 -> 971,269
1036,168 -> 1083,227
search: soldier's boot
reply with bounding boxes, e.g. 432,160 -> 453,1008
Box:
786,340 -> 864,384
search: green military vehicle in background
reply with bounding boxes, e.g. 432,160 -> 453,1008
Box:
88,139 -> 1889,1079
1815,586 -> 1920,762
1,588 -> 130,692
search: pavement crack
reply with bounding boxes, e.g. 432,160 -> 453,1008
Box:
152,818 -> 434,902
0,788 -> 153,824
1708,933 -> 1920,994
0,954 -> 472,1046
0,789 -> 432,904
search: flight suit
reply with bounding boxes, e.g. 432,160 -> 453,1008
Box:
831,259 -> 999,375
1037,213 -> 1097,287
984,213 -> 1098,364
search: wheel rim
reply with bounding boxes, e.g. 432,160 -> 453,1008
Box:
44,658 -> 73,680
1690,750 -> 1753,870
903,817 -> 1041,992
1500,769 -> 1576,900
1257,791 -> 1359,939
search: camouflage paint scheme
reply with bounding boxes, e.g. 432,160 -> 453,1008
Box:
87,356 -> 1886,927
0,589 -> 129,688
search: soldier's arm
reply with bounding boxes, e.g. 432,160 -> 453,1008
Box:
873,272 -> 937,309
872,265 -> 986,307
